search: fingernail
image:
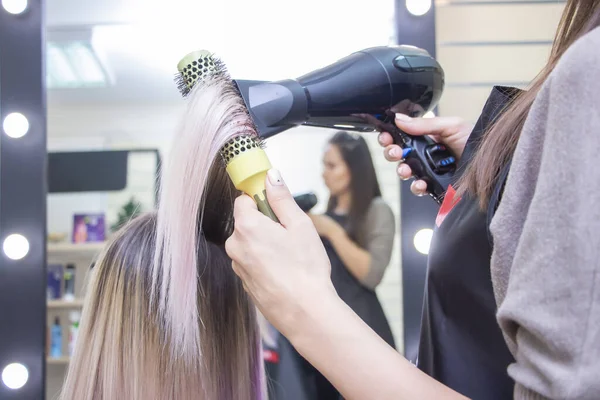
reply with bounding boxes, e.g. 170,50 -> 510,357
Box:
395,113 -> 412,123
398,165 -> 408,175
390,147 -> 401,158
378,133 -> 386,145
267,169 -> 284,186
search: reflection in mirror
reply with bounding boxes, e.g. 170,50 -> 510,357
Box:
44,0 -> 400,398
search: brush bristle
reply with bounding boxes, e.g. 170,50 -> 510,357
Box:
175,50 -> 230,97
220,134 -> 266,165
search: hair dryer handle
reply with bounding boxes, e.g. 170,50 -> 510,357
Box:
390,128 -> 456,204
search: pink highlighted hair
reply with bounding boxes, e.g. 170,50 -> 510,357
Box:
59,74 -> 266,400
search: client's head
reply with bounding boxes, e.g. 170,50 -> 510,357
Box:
60,72 -> 265,400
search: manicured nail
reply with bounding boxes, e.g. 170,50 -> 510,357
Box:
267,169 -> 284,186
395,113 -> 412,122
390,147 -> 401,158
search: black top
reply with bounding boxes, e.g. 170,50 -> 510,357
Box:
417,87 -> 522,399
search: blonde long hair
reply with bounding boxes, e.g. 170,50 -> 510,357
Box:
59,74 -> 265,400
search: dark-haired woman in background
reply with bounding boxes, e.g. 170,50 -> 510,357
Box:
289,131 -> 396,400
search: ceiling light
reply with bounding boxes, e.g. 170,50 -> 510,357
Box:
3,234 -> 30,260
2,363 -> 28,390
63,42 -> 107,84
2,0 -> 27,14
46,28 -> 112,89
413,228 -> 433,255
406,0 -> 432,16
3,113 -> 29,138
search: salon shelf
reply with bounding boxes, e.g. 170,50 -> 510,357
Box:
47,241 -> 106,259
46,357 -> 70,365
47,299 -> 84,309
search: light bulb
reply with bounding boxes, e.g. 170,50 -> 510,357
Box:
413,228 -> 433,255
3,113 -> 29,138
3,234 -> 30,260
2,0 -> 27,14
406,0 -> 432,16
2,363 -> 28,390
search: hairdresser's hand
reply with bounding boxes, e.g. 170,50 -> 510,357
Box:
309,214 -> 343,240
225,170 -> 336,338
379,114 -> 473,196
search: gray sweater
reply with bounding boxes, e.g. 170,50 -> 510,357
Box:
490,27 -> 600,399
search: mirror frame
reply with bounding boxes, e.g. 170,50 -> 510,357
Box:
0,0 -> 47,398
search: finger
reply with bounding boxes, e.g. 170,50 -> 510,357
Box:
410,180 -> 429,196
265,169 -> 308,228
397,164 -> 413,180
395,114 -> 463,137
225,234 -> 241,262
378,132 -> 393,147
233,193 -> 258,223
384,144 -> 406,162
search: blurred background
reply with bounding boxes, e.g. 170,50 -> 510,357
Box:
1,0 -> 565,398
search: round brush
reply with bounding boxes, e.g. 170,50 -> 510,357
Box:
176,50 -> 278,222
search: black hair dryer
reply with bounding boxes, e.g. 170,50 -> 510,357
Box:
233,45 -> 455,204
293,192 -> 318,213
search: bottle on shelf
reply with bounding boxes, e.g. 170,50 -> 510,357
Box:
50,317 -> 62,358
63,264 -> 76,301
68,311 -> 80,357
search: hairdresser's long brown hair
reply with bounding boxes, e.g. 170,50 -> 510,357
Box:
457,0 -> 600,209
326,131 -> 382,246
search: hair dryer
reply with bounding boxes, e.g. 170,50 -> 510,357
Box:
293,192 -> 318,212
233,45 -> 455,204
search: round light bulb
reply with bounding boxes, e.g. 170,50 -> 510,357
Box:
2,363 -> 28,390
3,113 -> 29,138
3,234 -> 30,260
406,0 -> 432,16
413,228 -> 433,255
1,0 -> 27,14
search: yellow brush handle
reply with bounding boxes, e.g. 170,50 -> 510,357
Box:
226,147 -> 279,222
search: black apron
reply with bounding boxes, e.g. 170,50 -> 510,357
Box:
417,86 -> 522,399
326,211 -> 396,349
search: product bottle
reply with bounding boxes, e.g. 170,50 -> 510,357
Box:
50,317 -> 62,358
68,311 -> 80,357
63,264 -> 76,301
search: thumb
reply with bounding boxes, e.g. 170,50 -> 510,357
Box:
395,113 -> 462,138
265,169 -> 306,228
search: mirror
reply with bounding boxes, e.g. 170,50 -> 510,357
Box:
43,1 -> 401,399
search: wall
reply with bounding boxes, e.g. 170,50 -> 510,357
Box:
435,0 -> 565,121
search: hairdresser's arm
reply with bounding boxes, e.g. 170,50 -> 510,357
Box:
309,214 -> 372,283
225,173 -> 468,400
